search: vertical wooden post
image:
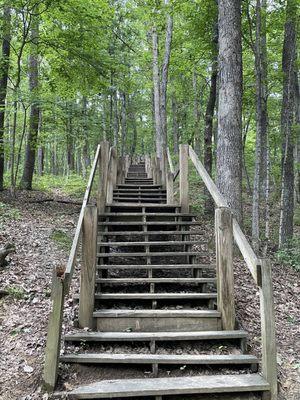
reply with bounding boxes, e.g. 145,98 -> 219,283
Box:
152,155 -> 157,184
156,157 -> 161,185
215,207 -> 235,330
107,148 -> 117,204
43,272 -> 64,391
166,172 -> 174,204
79,205 -> 97,329
179,144 -> 189,212
97,140 -> 109,213
260,259 -> 277,400
160,151 -> 166,186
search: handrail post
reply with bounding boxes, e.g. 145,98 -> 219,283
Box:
43,270 -> 64,391
215,207 -> 235,330
156,157 -> 161,185
179,144 -> 189,212
166,172 -> 174,204
97,140 -> 109,213
152,155 -> 157,184
79,205 -> 97,329
260,258 -> 277,399
107,148 -> 118,204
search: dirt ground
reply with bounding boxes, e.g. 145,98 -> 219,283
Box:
0,190 -> 299,399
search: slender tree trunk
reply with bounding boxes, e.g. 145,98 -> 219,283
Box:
113,89 -> 119,147
252,0 -> 268,251
294,71 -> 300,203
217,0 -> 243,223
120,92 -> 127,156
193,71 -> 201,153
129,98 -> 137,156
82,96 -> 90,177
20,12 -> 40,189
66,104 -> 75,172
204,59 -> 218,214
152,26 -> 163,159
160,0 -> 173,149
0,4 -> 11,191
279,0 -> 297,246
171,94 -> 179,155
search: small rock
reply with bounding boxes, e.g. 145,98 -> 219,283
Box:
23,365 -> 34,373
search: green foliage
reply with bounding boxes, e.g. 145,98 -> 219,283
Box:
277,236 -> 300,272
50,229 -> 72,251
33,174 -> 86,198
6,286 -> 26,300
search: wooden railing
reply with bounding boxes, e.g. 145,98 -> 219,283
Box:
43,140 -> 124,391
163,144 -> 277,400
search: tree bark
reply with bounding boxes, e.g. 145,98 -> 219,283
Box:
204,59 -> 218,214
152,26 -> 163,159
217,0 -> 243,223
294,71 -> 300,203
252,0 -> 268,251
120,91 -> 127,156
279,0 -> 297,246
20,12 -> 40,189
171,94 -> 179,155
0,4 -> 11,191
160,0 -> 173,149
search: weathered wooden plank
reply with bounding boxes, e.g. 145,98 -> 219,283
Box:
94,309 -> 220,318
166,172 -> 174,204
107,147 -> 118,203
215,207 -> 235,330
96,251 -> 202,257
260,258 -> 277,400
179,144 -> 189,213
68,374 -> 270,398
43,273 -> 64,391
78,205 -> 97,329
97,140 -> 109,213
61,353 -> 258,365
167,147 -> 175,174
96,277 -> 216,283
94,292 -> 217,300
64,329 -> 247,342
99,230 -> 204,236
97,240 -> 202,246
97,263 -> 214,270
98,221 -> 201,225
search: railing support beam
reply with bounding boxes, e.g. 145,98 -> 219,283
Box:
179,144 -> 189,212
97,140 -> 109,213
43,271 -> 64,391
166,172 -> 174,204
215,207 -> 235,330
79,205 -> 97,329
260,259 -> 277,399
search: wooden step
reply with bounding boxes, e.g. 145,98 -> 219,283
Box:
116,185 -> 163,188
98,221 -> 201,226
93,293 -> 217,300
64,329 -> 247,343
97,251 -> 201,257
60,353 -> 258,367
97,263 -> 214,269
108,203 -> 180,207
94,308 -> 221,332
113,197 -> 166,202
99,213 -> 195,217
97,240 -> 202,247
96,277 -> 216,283
64,374 -> 269,398
98,230 -> 204,236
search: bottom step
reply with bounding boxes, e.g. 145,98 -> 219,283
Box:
66,374 -> 269,398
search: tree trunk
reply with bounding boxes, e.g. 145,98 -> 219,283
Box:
20,13 -> 40,190
216,0 -> 243,223
279,0 -> 297,246
120,92 -> 127,156
152,26 -> 163,159
294,71 -> 300,203
160,0 -> 173,149
252,0 -> 268,251
204,59 -> 218,214
129,97 -> 137,156
193,71 -> 201,154
113,89 -> 119,147
171,94 -> 179,155
82,96 -> 90,177
0,4 -> 11,191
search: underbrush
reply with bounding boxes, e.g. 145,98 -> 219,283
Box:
277,236 -> 300,272
0,201 -> 21,228
32,174 -> 87,198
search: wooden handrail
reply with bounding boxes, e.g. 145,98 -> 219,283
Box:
166,147 -> 175,174
63,144 -> 101,291
189,146 -> 261,285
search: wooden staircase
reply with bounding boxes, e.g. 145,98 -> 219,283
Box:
43,143 -> 277,399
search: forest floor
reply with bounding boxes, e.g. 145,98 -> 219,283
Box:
0,187 -> 299,399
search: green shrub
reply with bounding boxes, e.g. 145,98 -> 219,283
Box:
50,229 -> 72,250
277,236 -> 300,271
32,174 -> 87,198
